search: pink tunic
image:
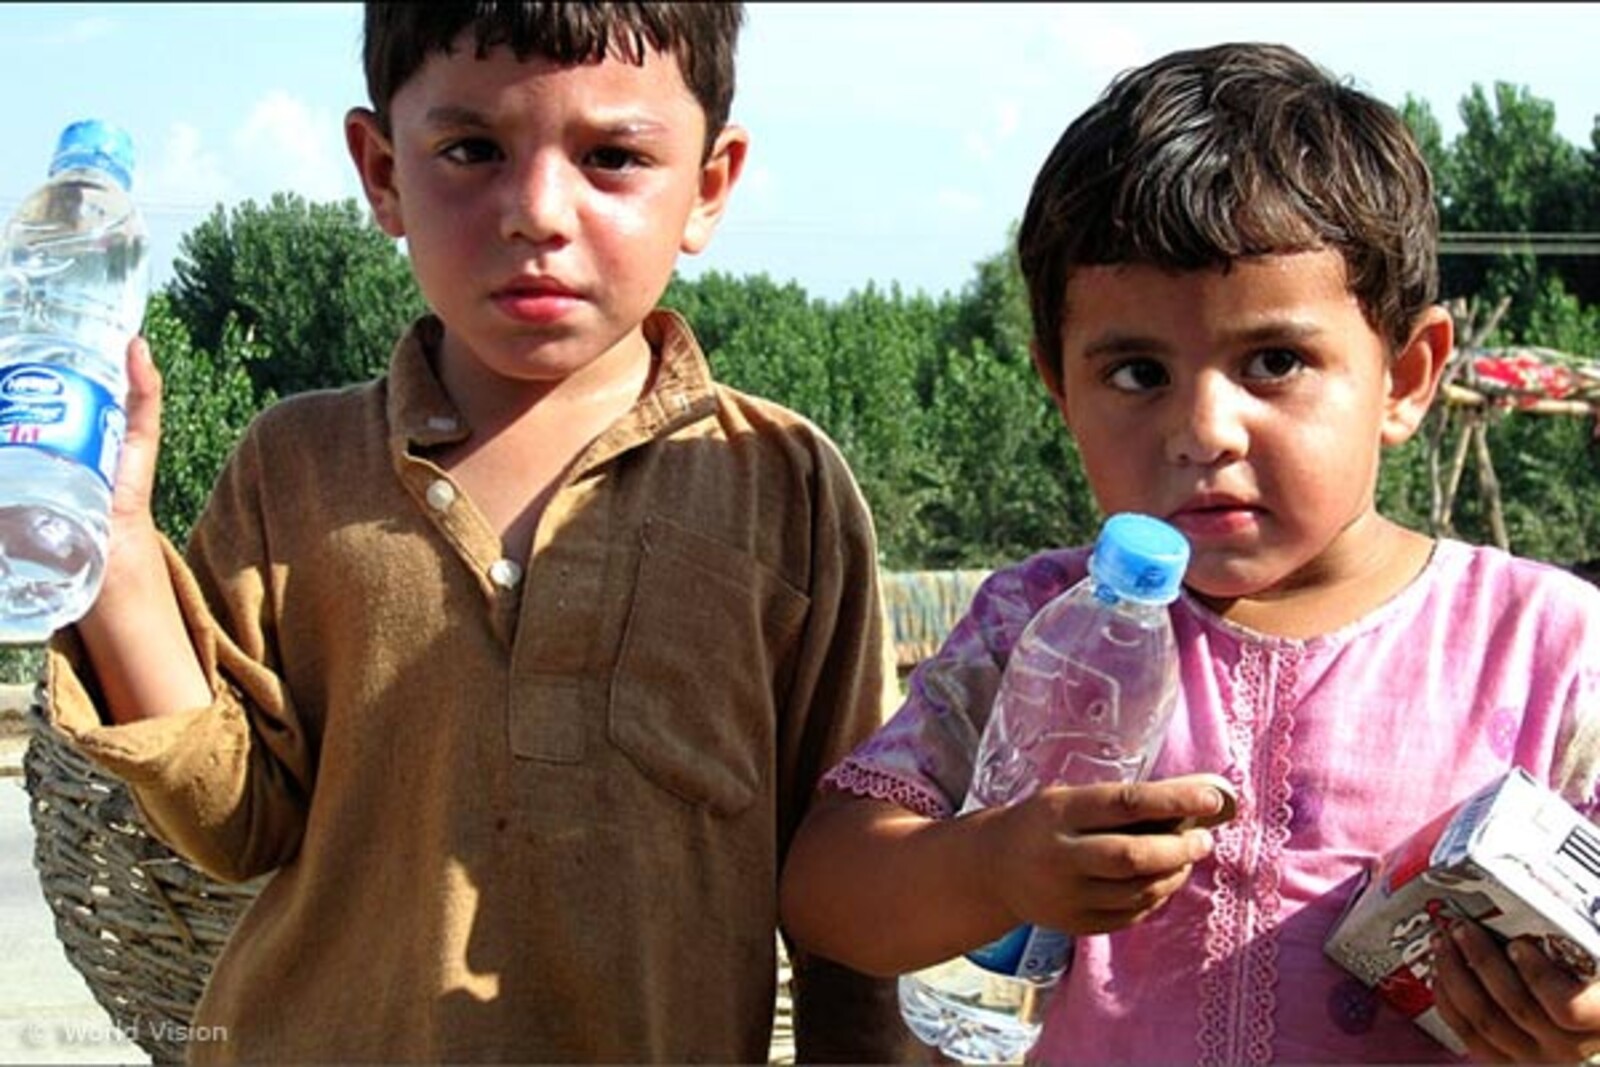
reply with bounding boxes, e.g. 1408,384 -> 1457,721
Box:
825,538 -> 1600,1064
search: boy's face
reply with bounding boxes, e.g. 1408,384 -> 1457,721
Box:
345,36 -> 745,386
1050,250 -> 1446,607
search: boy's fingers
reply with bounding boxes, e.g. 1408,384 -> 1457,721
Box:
113,336 -> 163,510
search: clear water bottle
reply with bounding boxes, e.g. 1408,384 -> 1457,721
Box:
899,512 -> 1190,1063
0,120 -> 149,644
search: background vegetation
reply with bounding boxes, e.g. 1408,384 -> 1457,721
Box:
4,82 -> 1598,681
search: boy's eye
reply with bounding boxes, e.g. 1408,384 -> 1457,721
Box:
440,138 -> 503,165
1106,358 -> 1170,392
1244,348 -> 1306,380
585,145 -> 644,172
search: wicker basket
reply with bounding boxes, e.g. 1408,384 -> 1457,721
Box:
21,692 -> 801,1064
22,695 -> 263,1064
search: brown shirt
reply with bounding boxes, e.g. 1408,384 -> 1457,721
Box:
48,311 -> 915,1063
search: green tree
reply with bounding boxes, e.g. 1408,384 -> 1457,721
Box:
167,193 -> 426,400
142,293 -> 265,546
1431,83 -> 1597,332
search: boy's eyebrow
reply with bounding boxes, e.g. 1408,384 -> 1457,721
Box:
423,105 -> 492,129
1079,320 -> 1325,360
421,104 -> 672,140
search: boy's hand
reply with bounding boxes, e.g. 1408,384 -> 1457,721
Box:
76,335 -> 213,723
99,336 -> 167,585
1432,918 -> 1600,1064
981,775 -> 1229,936
77,337 -> 167,634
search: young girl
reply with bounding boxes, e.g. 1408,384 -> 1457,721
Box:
779,42 -> 1600,1065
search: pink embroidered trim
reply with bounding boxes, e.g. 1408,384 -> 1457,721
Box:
820,760 -> 953,820
1196,642 -> 1300,1067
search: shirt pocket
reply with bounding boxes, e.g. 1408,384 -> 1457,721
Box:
609,516 -> 809,815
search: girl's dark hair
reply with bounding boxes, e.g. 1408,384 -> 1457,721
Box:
362,2 -> 743,154
1017,42 -> 1439,395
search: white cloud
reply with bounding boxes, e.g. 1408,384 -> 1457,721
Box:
935,188 -> 984,215
965,99 -> 1023,162
144,121 -> 232,210
1044,6 -> 1150,80
22,15 -> 115,46
231,90 -> 353,203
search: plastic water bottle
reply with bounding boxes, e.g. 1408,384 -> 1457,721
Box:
0,120 -> 149,644
898,512 -> 1190,1063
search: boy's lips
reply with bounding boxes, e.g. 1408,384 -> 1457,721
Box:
491,277 -> 583,324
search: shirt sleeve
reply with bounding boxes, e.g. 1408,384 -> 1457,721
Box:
772,427 -> 933,1063
819,550 -> 1084,819
43,421 -> 314,883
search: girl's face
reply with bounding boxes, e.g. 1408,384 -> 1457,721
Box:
1052,250 -> 1448,626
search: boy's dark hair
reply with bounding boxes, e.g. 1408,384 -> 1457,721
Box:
361,2 -> 743,153
1017,42 -> 1440,396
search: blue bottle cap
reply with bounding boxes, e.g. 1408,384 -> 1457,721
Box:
48,119 -> 136,191
1088,512 -> 1190,605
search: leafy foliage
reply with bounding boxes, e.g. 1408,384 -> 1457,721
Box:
167,193 -> 425,401
107,79 -> 1600,600
142,294 -> 264,546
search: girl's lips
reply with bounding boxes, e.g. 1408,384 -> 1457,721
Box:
1168,503 -> 1262,540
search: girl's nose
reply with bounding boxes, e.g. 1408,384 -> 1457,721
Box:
1165,373 -> 1248,466
501,154 -> 576,245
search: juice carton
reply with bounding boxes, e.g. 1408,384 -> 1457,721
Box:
1324,768 -> 1600,1053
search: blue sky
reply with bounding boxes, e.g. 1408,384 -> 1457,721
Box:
1,2 -> 1596,304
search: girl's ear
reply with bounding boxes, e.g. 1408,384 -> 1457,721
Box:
1381,306 -> 1454,446
681,124 -> 749,255
1030,340 -> 1074,436
345,107 -> 405,239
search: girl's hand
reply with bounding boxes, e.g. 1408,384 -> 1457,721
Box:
982,775 -> 1227,936
1432,918 -> 1600,1064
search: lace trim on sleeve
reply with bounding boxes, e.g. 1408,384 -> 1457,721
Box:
821,759 -> 954,820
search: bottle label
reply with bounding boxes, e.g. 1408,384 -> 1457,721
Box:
0,362 -> 124,488
965,923 -> 1073,981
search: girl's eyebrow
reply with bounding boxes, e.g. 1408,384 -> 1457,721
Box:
1080,332 -> 1166,361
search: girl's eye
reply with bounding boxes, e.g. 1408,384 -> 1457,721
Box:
1245,348 -> 1306,380
1106,358 -> 1170,392
440,138 -> 502,165
586,145 -> 644,172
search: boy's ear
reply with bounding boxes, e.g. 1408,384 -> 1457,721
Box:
1381,305 -> 1455,446
344,107 -> 406,239
681,124 -> 749,255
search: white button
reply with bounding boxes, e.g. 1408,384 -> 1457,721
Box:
488,559 -> 522,589
425,479 -> 457,511
427,415 -> 458,432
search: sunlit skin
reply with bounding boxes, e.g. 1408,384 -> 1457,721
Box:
1433,920 -> 1600,1063
1044,251 -> 1451,638
343,36 -> 745,560
1041,251 -> 1600,1059
74,36 -> 746,721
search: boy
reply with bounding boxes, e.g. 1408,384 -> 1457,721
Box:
780,42 -> 1600,1064
45,3 -> 914,1062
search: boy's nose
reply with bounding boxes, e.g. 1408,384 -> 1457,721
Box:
501,155 -> 576,245
1165,374 -> 1248,466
